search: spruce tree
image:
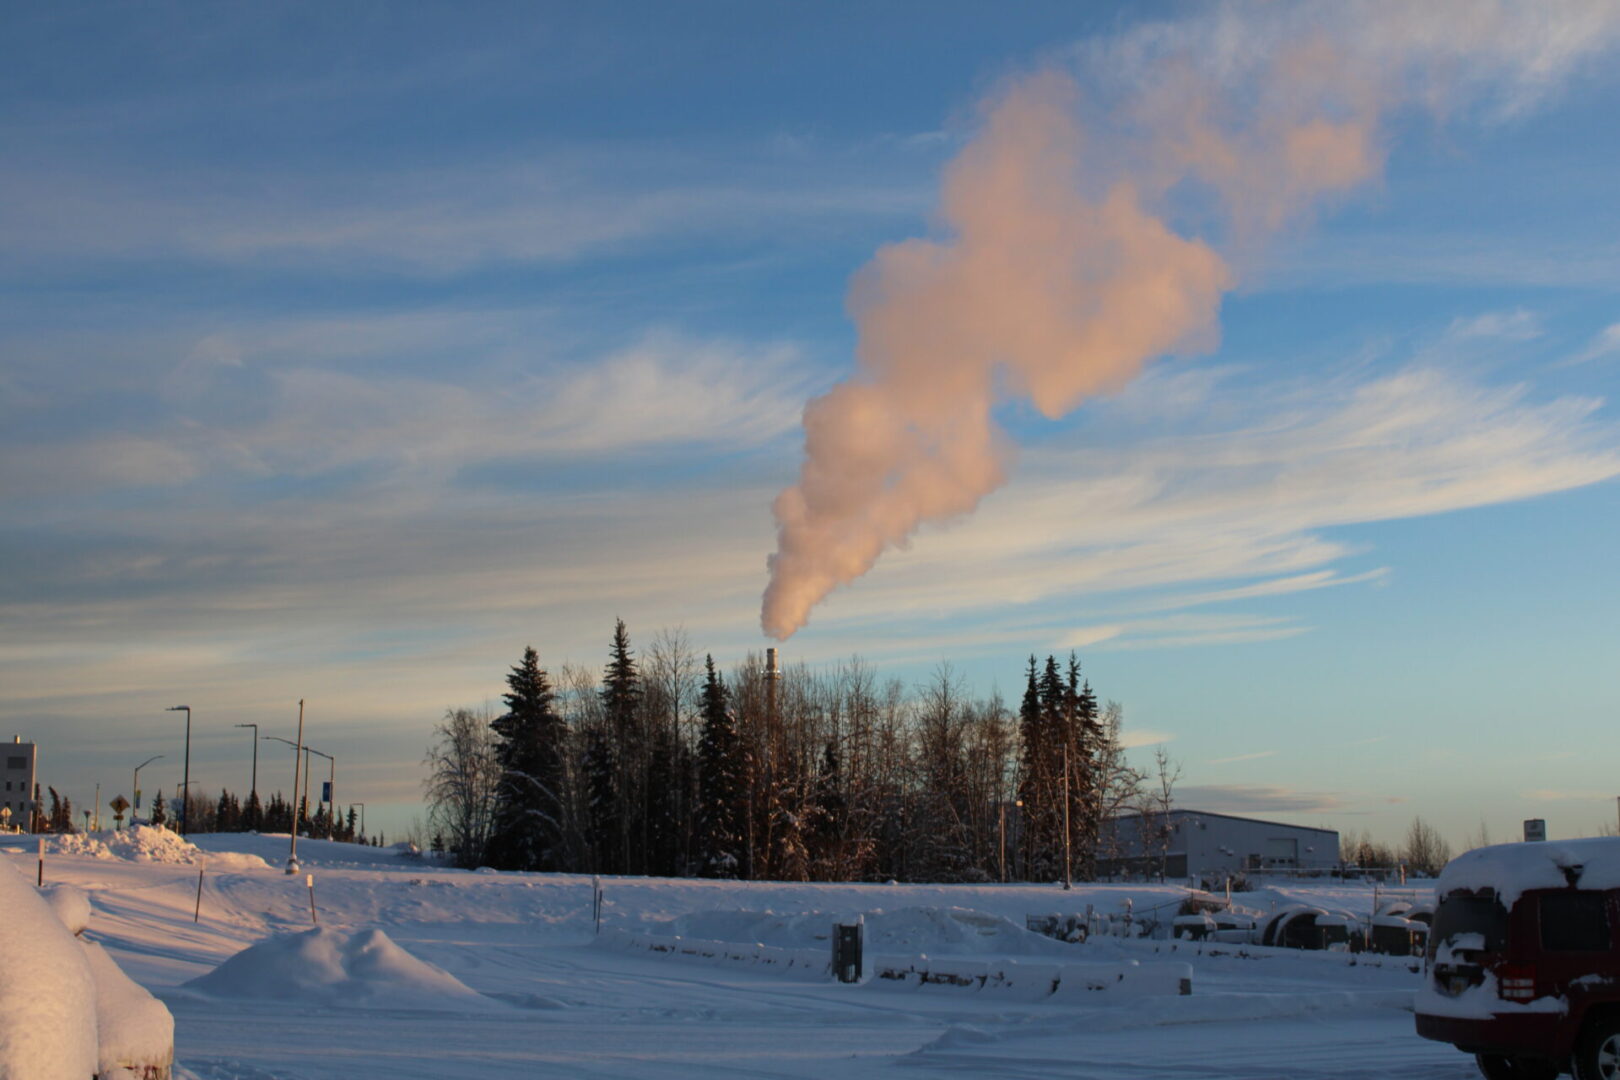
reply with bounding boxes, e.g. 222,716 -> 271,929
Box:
582,726 -> 621,873
487,646 -> 568,871
150,787 -> 166,829
1015,657 -> 1052,879
243,790 -> 263,831
695,656 -> 742,877
600,619 -> 642,870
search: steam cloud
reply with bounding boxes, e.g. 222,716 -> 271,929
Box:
762,2 -> 1620,640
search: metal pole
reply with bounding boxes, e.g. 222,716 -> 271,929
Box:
289,700 -> 304,873
167,706 -> 192,836
235,723 -> 259,819
133,755 -> 163,820
303,748 -> 334,840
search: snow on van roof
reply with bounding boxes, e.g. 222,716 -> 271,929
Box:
1438,837 -> 1620,908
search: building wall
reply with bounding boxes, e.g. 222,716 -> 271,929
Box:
2,738 -> 38,831
1100,809 -> 1339,881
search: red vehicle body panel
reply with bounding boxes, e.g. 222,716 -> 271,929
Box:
1415,887 -> 1620,1066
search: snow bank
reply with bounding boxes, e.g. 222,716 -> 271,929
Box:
82,941 -> 174,1078
0,862 -> 98,1080
1437,836 -> 1620,907
185,927 -> 498,1010
40,884 -> 92,936
48,826 -> 270,871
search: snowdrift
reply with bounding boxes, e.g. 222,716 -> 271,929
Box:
49,825 -> 270,871
0,863 -> 173,1080
0,862 -> 98,1080
186,927 -> 501,1010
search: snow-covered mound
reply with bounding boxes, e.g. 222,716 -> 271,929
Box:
49,825 -> 271,870
665,905 -> 1075,957
0,863 -> 98,1080
83,940 -> 174,1078
185,927 -> 500,1010
41,883 -> 92,935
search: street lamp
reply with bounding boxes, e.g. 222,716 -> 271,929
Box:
166,706 -> 192,836
234,723 -> 259,825
304,747 -> 335,840
266,698 -> 305,874
133,755 -> 163,818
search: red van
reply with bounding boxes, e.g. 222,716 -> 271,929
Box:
1416,837 -> 1620,1080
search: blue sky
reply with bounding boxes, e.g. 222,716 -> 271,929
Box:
5,1 -> 1620,846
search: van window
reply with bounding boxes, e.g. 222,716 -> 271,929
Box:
1540,892 -> 1611,951
1432,894 -> 1508,953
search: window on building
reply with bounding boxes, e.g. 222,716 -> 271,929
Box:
6,756 -> 24,770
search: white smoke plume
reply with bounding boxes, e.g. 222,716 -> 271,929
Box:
762,1 -> 1620,640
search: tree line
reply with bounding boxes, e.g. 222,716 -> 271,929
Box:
424,620 -> 1158,880
33,783 -> 382,846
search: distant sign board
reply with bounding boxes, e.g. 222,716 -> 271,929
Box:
1524,819 -> 1547,842
322,781 -> 332,804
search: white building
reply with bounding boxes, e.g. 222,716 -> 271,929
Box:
1099,808 -> 1339,882
2,736 -> 38,831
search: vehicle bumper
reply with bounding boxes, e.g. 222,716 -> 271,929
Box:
1415,1011 -> 1566,1059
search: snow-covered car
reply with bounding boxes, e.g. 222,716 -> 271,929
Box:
1415,837 -> 1620,1080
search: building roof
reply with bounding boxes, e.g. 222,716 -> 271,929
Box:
1111,807 -> 1338,837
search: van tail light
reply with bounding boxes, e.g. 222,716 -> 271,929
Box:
1498,964 -> 1537,1002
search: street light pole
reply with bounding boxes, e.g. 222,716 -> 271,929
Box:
304,748 -> 335,840
133,755 -> 163,819
351,803 -> 365,839
166,706 -> 192,836
234,723 -> 259,823
279,700 -> 305,874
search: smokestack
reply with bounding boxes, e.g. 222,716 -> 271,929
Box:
764,647 -> 781,681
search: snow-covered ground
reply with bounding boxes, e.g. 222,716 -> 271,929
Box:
3,830 -> 1476,1079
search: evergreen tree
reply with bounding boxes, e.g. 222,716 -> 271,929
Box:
645,718 -> 681,877
582,725 -> 621,873
215,789 -> 239,832
695,656 -> 742,877
1015,657 -> 1053,880
487,646 -> 569,871
51,789 -> 75,834
149,787 -> 166,829
243,790 -> 263,831
600,619 -> 642,870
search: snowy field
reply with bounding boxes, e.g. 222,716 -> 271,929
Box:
4,830 -> 1477,1079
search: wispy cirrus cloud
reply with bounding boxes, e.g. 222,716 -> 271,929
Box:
0,147 -> 929,276
1445,309 -> 1543,343
1176,785 -> 1345,816
796,359 -> 1620,639
0,328 -> 815,501
1567,323 -> 1620,366
1208,750 -> 1280,766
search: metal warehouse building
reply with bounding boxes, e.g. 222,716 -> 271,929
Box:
1098,809 -> 1339,882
